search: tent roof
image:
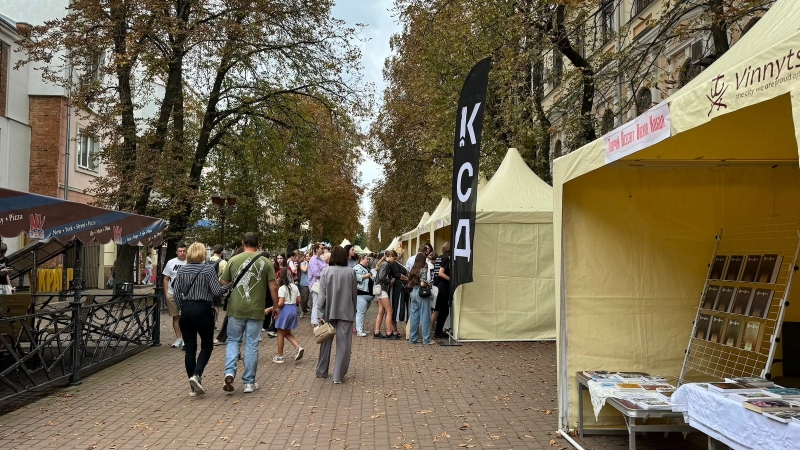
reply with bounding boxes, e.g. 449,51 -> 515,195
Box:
477,148 -> 553,224
415,212 -> 430,229
353,245 -> 363,253
339,238 -> 351,247
554,0 -> 800,186
385,236 -> 400,252
362,247 -> 371,253
0,187 -> 165,246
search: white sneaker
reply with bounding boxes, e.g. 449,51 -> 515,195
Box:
243,382 -> 259,393
266,331 -> 277,338
172,338 -> 183,348
189,387 -> 196,397
295,347 -> 304,361
189,375 -> 205,395
357,332 -> 367,337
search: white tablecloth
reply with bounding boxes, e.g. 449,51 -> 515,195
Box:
586,380 -> 617,420
672,384 -> 800,449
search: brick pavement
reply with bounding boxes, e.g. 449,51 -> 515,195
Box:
0,306 -> 707,450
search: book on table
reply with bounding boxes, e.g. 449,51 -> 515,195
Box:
582,371 -> 616,381
709,255 -> 728,280
741,321 -> 765,353
615,383 -> 645,391
701,284 -> 721,310
724,255 -> 745,281
656,388 -> 676,402
762,410 -> 800,423
640,375 -> 667,383
708,382 -> 763,394
642,384 -> 674,391
714,286 -> 736,313
763,388 -> 800,399
708,316 -> 727,344
634,397 -> 673,410
725,376 -> 775,388
748,289 -> 774,319
730,287 -> 753,315
723,318 -> 744,347
740,255 -> 762,282
743,399 -> 798,413
611,372 -> 648,382
755,254 -> 783,284
695,314 -> 712,340
729,392 -> 775,402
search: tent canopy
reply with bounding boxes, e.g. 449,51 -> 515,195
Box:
361,247 -> 371,254
339,239 -> 351,247
0,187 -> 165,246
553,0 -> 800,429
453,148 -> 555,342
476,148 -> 553,224
384,237 -> 400,252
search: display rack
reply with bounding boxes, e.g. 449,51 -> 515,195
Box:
679,217 -> 800,384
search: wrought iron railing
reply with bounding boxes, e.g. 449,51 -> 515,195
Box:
0,293 -> 160,411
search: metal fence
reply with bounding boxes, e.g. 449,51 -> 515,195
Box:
0,293 -> 160,412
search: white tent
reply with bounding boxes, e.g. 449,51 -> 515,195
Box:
339,239 -> 351,247
362,247 -> 372,254
353,245 -> 363,253
452,148 -> 555,341
384,237 -> 400,253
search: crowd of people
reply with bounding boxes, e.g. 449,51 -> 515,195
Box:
161,233 -> 452,397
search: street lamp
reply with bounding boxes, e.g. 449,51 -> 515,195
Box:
211,193 -> 237,245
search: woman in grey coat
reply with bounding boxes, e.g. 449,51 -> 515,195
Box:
316,245 -> 357,383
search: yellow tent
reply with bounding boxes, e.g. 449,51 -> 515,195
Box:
453,148 -> 555,341
384,236 -> 401,253
553,0 -> 800,430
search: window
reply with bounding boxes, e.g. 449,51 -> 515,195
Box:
552,52 -> 563,87
78,132 -> 99,171
679,58 -> 703,87
632,0 -> 655,17
601,109 -> 615,134
635,87 -> 652,115
601,1 -> 615,41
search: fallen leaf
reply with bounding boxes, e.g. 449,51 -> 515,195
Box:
459,422 -> 471,430
545,410 -> 551,415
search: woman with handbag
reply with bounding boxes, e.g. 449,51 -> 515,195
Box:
372,252 -> 393,338
407,253 -> 434,345
353,254 -> 375,337
316,246 -> 357,384
171,242 -> 229,396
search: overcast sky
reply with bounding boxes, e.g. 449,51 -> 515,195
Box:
331,0 -> 400,229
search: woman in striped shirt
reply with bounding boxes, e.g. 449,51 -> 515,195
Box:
172,242 -> 229,397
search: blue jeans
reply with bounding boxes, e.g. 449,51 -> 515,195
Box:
408,287 -> 432,344
225,317 -> 261,384
356,295 -> 374,333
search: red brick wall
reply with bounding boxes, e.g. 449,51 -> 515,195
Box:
57,189 -> 94,205
29,96 -> 67,197
0,42 -> 8,118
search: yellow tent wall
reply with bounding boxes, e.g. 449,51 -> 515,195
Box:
553,1 -> 800,430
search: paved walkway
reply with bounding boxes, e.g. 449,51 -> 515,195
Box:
0,307 -> 706,449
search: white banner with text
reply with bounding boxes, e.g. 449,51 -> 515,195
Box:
604,101 -> 671,164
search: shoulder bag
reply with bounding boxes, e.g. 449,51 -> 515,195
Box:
224,253 -> 265,310
176,267 -> 203,309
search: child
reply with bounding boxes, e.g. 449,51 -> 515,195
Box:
272,268 -> 304,363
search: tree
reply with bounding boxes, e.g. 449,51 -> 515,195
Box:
19,0 -> 370,282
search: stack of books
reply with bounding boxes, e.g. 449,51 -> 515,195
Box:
701,377 -> 800,423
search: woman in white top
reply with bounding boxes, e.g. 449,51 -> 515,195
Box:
272,268 -> 304,364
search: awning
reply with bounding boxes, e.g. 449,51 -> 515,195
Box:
0,188 -> 165,246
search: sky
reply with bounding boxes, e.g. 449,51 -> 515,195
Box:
330,0 -> 400,228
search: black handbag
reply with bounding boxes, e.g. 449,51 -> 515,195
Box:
419,285 -> 431,298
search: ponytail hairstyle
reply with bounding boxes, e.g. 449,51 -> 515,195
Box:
277,263 -> 293,290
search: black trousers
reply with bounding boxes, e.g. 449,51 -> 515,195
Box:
434,284 -> 451,336
178,301 -> 215,378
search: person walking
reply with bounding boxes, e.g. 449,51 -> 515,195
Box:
387,251 -> 409,339
144,252 -> 153,285
407,254 -> 434,345
163,243 -> 188,349
209,245 -> 227,327
316,246 -> 357,384
307,243 -> 327,325
272,268 -> 304,364
433,242 -> 451,338
214,247 -> 242,345
298,252 -> 311,317
171,242 -> 229,396
354,254 -> 374,336
220,233 -> 277,394
373,252 -> 395,338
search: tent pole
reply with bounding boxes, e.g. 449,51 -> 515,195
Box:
69,240 -> 83,386
31,246 -> 37,295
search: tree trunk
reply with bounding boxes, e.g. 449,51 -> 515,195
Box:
708,0 -> 730,57
550,5 -> 596,146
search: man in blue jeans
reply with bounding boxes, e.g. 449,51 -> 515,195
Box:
220,232 -> 277,393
